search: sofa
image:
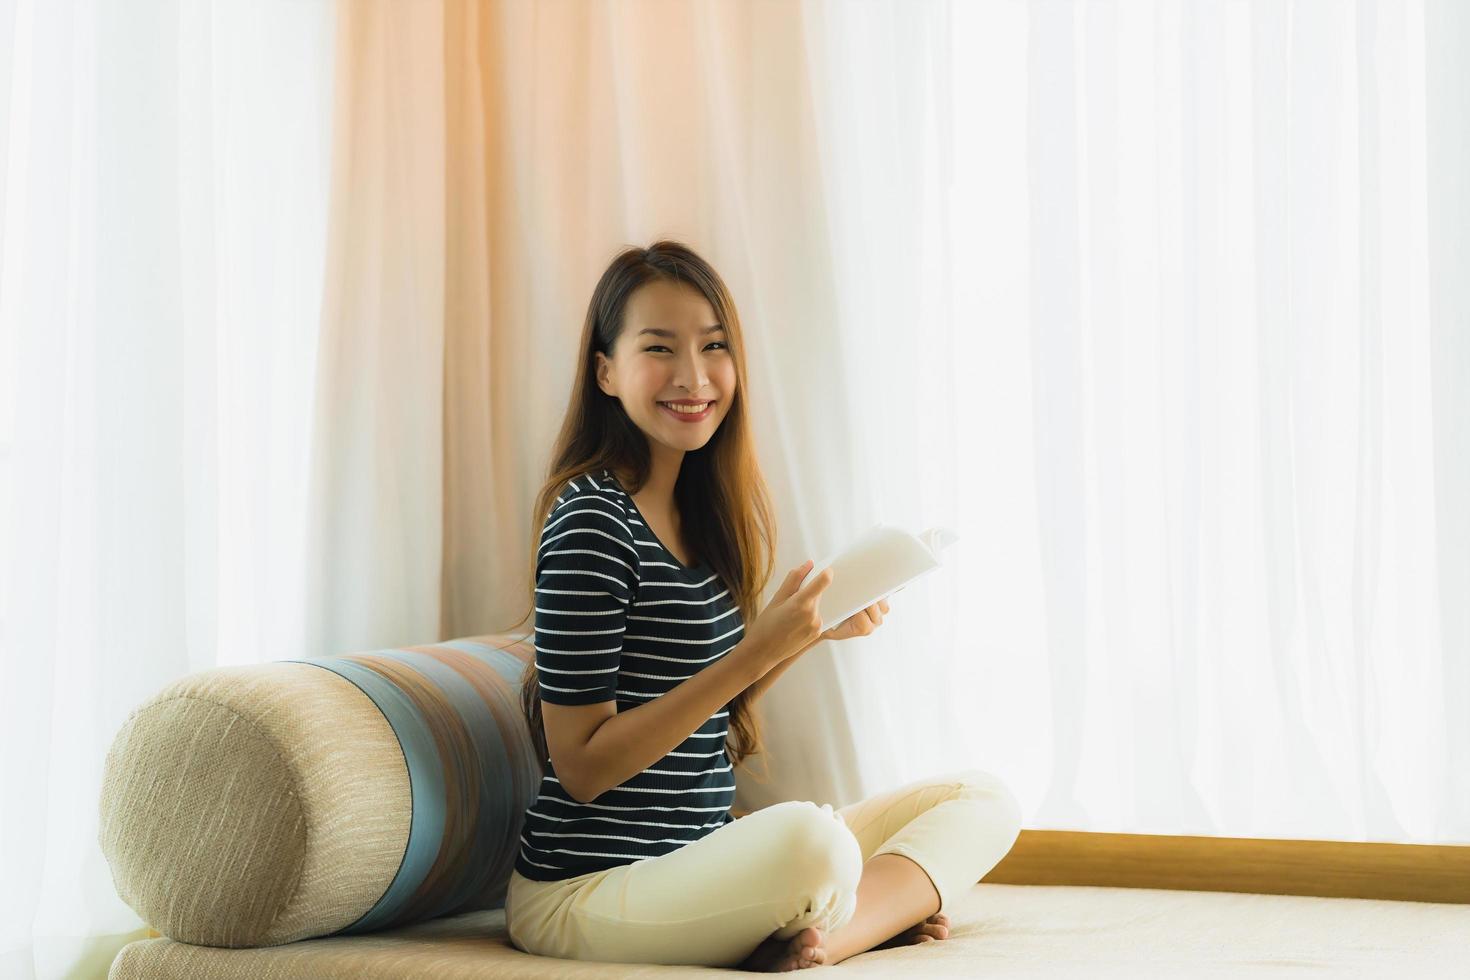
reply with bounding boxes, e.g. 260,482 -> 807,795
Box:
98,633 -> 1470,979
101,632 -> 990,978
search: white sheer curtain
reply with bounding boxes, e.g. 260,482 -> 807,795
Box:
0,1 -> 338,975
4,0 -> 1468,976
760,0 -> 1468,846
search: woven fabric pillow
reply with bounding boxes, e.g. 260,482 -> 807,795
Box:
98,633 -> 541,948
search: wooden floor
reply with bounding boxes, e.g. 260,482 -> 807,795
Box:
985,828 -> 1470,904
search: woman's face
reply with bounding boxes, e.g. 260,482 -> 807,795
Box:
595,280 -> 736,450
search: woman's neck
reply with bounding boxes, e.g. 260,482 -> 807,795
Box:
613,457 -> 681,517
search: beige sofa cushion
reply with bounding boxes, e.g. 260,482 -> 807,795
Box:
107,881 -> 1470,979
97,635 -> 542,948
98,662 -> 413,947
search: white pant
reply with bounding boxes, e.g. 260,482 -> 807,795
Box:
506,768 -> 1024,967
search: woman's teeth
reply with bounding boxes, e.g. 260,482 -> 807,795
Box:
659,401 -> 711,414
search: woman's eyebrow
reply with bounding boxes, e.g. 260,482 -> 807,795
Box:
637,324 -> 725,338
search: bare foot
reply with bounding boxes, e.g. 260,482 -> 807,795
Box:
737,925 -> 826,971
874,912 -> 950,949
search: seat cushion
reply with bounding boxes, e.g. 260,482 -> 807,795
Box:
107,882 -> 1470,979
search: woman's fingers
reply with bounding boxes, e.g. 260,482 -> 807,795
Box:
822,600 -> 892,641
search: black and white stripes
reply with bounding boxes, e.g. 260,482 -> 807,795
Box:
514,468 -> 742,882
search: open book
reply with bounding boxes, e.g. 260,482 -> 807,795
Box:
808,523 -> 960,634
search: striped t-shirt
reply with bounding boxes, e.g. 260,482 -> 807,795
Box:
513,467 -> 743,882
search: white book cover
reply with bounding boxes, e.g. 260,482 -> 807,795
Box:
808,523 -> 960,634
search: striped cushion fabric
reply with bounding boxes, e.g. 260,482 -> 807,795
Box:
284,635 -> 543,935
98,633 -> 543,947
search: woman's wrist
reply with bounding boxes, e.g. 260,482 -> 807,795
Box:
732,635 -> 783,677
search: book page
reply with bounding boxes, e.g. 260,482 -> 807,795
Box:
809,524 -> 957,633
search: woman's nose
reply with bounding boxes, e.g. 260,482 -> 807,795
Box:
674,353 -> 709,391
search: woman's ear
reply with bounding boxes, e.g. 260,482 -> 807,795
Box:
594,351 -> 616,398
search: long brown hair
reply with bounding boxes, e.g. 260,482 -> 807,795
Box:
492,240 -> 778,783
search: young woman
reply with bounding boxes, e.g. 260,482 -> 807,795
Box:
498,241 -> 1023,970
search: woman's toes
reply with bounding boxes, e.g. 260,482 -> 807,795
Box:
919,921 -> 949,940
792,926 -> 824,968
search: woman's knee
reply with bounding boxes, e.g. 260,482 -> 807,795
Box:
948,769 -> 1024,834
762,800 -> 864,894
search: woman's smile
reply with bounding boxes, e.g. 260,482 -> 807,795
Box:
658,400 -> 714,421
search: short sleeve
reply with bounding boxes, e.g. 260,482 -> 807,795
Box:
533,489 -> 640,706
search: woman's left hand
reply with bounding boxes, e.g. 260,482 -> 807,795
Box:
817,597 -> 890,642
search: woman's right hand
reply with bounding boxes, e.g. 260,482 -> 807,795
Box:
740,560 -> 834,670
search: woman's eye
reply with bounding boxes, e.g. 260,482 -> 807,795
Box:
646,343 -> 728,353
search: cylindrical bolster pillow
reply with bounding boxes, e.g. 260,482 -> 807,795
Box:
97,633 -> 541,948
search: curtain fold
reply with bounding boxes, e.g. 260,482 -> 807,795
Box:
3,1 -> 1467,976
307,0 -> 446,656
1,2 -> 338,975
1424,0 -> 1470,835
